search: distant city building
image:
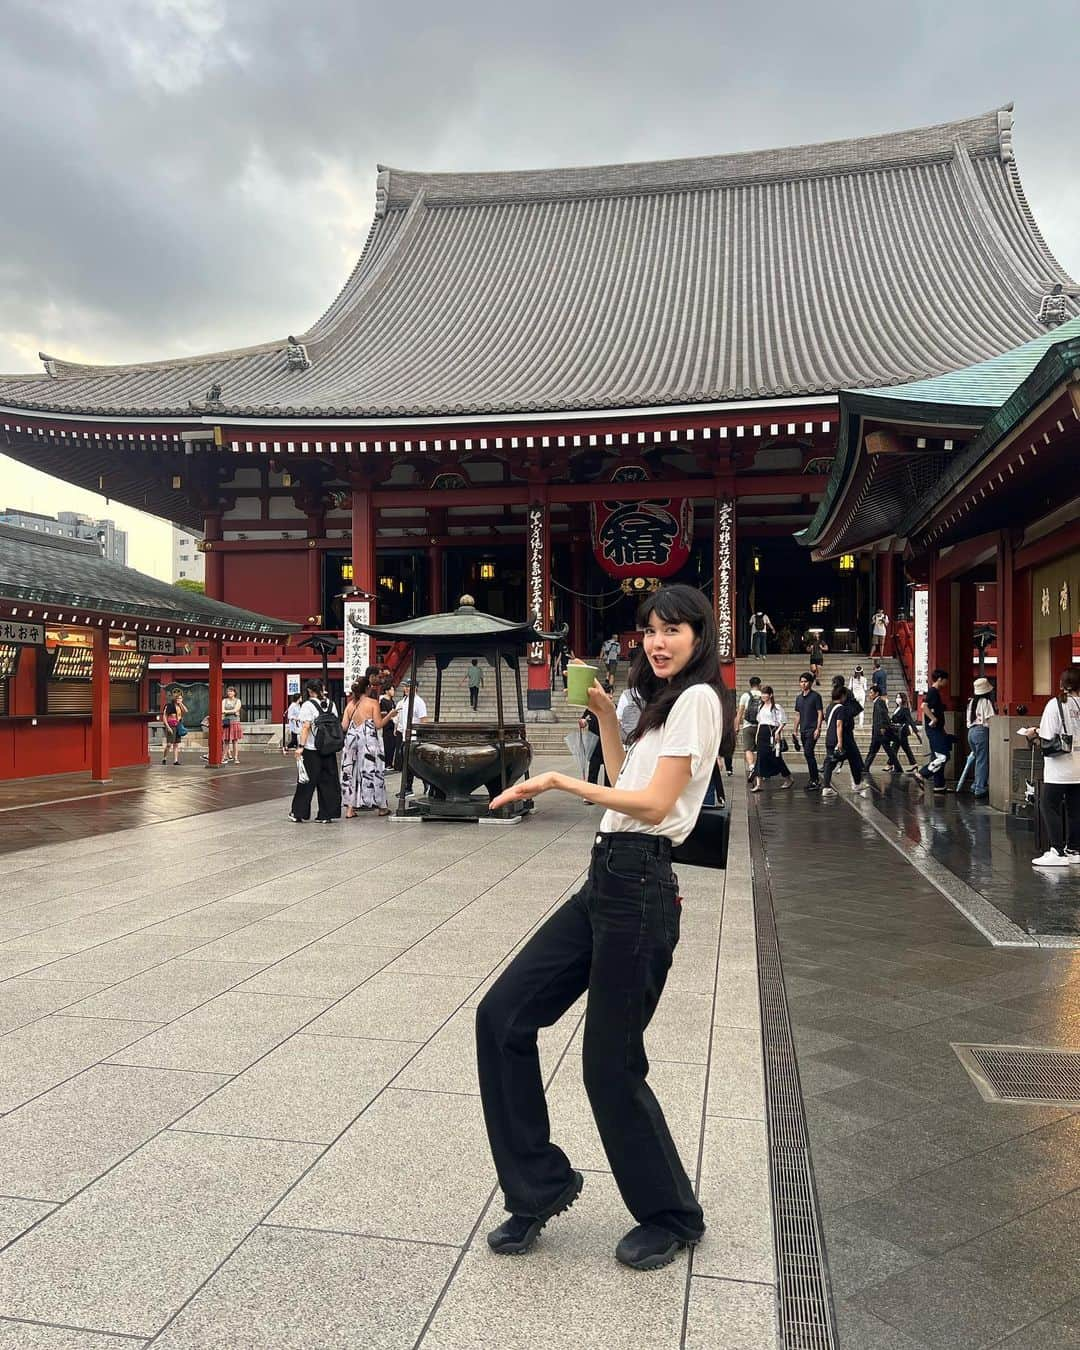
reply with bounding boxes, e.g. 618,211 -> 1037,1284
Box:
0,507 -> 127,565
172,524 -> 205,583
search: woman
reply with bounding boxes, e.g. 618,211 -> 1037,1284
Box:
379,679 -> 398,771
891,692 -> 922,770
956,678 -> 995,797
805,633 -> 828,685
850,666 -> 869,729
160,689 -> 186,766
1026,668 -> 1080,867
340,675 -> 393,817
749,685 -> 792,792
222,686 -> 242,764
476,584 -> 729,1272
282,692 -> 303,753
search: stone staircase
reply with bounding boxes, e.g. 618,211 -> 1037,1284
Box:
734,653 -> 909,754
411,656 -> 628,755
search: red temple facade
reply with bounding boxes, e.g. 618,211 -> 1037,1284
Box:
1,105 -> 1076,723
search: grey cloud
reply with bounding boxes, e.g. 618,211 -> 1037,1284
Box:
2,0 -> 1077,375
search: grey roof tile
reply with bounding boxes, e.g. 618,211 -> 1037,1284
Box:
0,106 -> 1075,421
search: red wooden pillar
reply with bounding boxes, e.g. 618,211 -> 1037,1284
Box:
570,532 -> 587,657
305,543 -> 322,624
998,532 -> 1033,712
207,637 -> 223,767
429,546 -> 444,613
351,484 -> 377,603
713,485 -> 736,689
878,551 -> 896,623
526,481 -> 552,714
90,627 -> 111,782
203,512 -> 224,600
928,552 -> 952,677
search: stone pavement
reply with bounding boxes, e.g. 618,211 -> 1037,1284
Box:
0,760 -> 776,1348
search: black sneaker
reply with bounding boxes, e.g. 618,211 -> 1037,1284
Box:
486,1171 -> 584,1256
615,1222 -> 702,1271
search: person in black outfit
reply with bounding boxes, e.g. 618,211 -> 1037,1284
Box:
865,687 -> 904,773
891,692 -> 922,769
821,682 -> 866,795
289,679 -> 342,822
793,672 -> 823,789
917,669 -> 952,793
579,709 -> 605,784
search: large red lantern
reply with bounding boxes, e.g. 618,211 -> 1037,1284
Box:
589,468 -> 693,579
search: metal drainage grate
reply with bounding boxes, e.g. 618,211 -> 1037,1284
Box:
751,809 -> 837,1350
953,1044 -> 1080,1108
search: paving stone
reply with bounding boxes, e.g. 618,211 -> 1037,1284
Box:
0,1015 -> 160,1115
232,943 -> 403,998
0,1322 -> 146,1348
60,960 -> 267,1023
105,992 -> 332,1074
644,989 -> 712,1063
0,1064 -> 228,1201
270,1087 -> 495,1245
305,970 -> 476,1042
683,1276 -> 779,1350
385,928 -> 516,979
694,1116 -> 774,1284
394,1004 -> 576,1096
0,950 -> 72,979
423,1174 -> 687,1350
0,978 -> 110,1035
13,934 -> 204,984
177,920 -> 340,964
820,1215 -> 923,1298
0,1130 -> 320,1337
176,1033 -> 417,1142
150,1225 -> 455,1349
0,1197 -> 54,1245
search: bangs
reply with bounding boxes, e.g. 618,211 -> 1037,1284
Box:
635,583 -> 704,630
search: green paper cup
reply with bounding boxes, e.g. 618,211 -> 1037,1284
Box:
566,663 -> 598,707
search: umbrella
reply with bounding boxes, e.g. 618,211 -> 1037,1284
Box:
564,727 -> 599,778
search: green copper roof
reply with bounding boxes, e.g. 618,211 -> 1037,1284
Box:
853,313 -> 1080,410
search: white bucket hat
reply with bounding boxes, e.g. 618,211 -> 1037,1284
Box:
973,677 -> 994,696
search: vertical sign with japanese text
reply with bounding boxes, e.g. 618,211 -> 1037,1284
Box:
713,498 -> 734,663
913,586 -> 929,694
527,504 -> 547,663
343,600 -> 371,688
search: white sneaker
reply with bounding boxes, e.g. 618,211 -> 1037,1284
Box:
1032,849 -> 1070,868
820,786 -> 838,797
1065,849 -> 1080,865
852,783 -> 869,795
927,753 -> 948,772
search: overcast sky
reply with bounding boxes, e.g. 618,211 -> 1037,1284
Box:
1,0 -> 1077,577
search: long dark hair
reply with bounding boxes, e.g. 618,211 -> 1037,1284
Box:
626,584 -> 733,757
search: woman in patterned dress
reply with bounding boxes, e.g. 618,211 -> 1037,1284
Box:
341,675 -> 394,817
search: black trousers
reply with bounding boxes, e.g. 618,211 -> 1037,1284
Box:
896,728 -> 918,766
866,731 -> 902,771
476,833 -> 703,1240
290,749 -> 341,821
469,685 -> 480,711
823,739 -> 864,787
798,730 -> 820,783
1042,782 -> 1080,854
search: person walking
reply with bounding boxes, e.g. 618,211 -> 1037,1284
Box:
475,584 -> 728,1271
891,691 -> 922,770
289,680 -> 342,823
1024,668 -> 1080,867
341,675 -> 393,818
748,610 -> 775,660
599,634 -> 621,684
916,670 -> 952,794
870,608 -> 889,657
865,687 -> 904,773
578,707 -> 605,785
821,683 -> 867,796
159,689 -> 186,765
870,658 -> 887,699
221,686 -> 242,764
850,666 -> 869,730
749,686 -> 792,792
282,691 -> 303,754
463,657 -> 485,712
956,678 -> 995,798
794,672 -> 824,790
805,633 -> 828,685
736,675 -> 764,779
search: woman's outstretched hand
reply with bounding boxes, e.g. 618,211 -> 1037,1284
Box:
489,771 -> 561,811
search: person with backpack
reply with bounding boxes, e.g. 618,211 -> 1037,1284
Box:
289,679 -> 342,823
736,675 -> 764,778
748,610 -> 775,660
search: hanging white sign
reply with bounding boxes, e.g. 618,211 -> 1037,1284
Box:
913,586 -> 929,694
344,601 -> 371,688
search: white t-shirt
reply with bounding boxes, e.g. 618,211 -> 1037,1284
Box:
872,613 -> 889,636
966,697 -> 995,728
599,684 -> 722,845
286,702 -> 304,737
1039,694 -> 1080,785
394,693 -> 429,735
757,703 -> 785,727
615,687 -> 643,742
298,699 -> 337,749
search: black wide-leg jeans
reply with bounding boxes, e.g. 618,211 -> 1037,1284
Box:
475,832 -> 704,1241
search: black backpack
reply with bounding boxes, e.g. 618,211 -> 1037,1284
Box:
743,692 -> 762,725
312,699 -> 345,756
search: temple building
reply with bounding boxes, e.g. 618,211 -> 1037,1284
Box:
0,104 -> 1075,719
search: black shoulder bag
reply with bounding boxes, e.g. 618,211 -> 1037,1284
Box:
671,766 -> 730,870
1040,696 -> 1075,756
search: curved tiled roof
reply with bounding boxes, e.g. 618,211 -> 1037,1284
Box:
0,106 -> 1075,422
